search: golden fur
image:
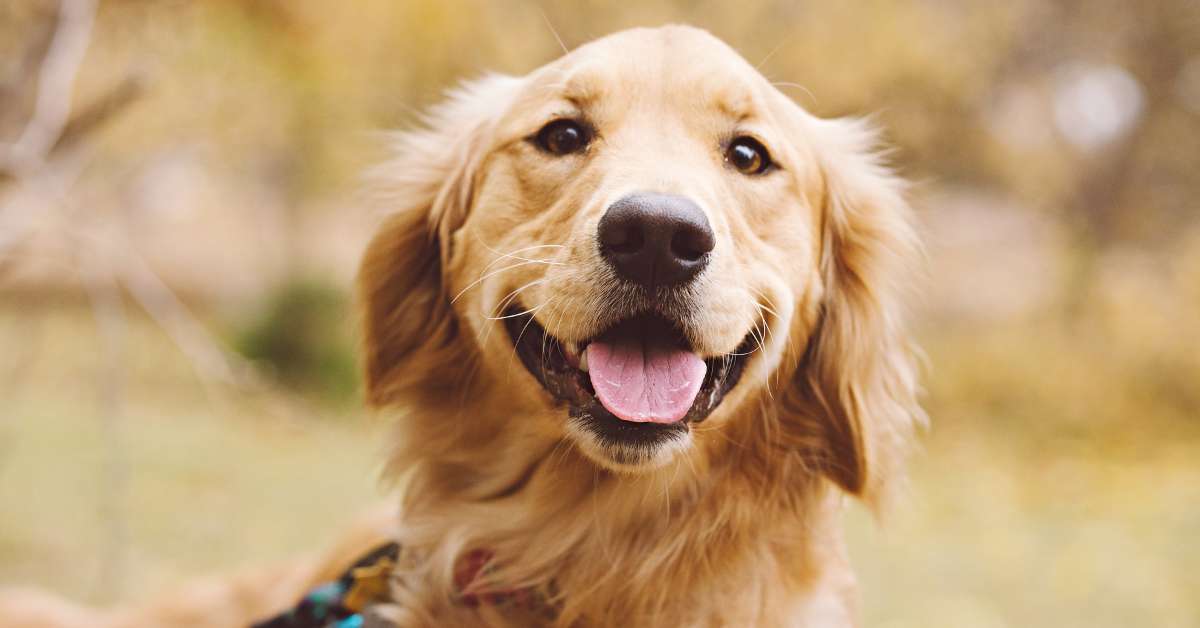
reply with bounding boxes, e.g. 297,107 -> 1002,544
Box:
0,25 -> 923,627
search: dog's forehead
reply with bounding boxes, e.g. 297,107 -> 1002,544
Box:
535,26 -> 766,120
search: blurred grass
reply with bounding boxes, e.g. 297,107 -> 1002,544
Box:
0,303 -> 387,606
850,319 -> 1200,628
850,421 -> 1200,628
1,300 -> 1197,626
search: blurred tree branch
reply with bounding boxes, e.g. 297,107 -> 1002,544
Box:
0,0 -> 262,599
78,241 -> 130,600
0,0 -> 257,389
0,0 -> 133,600
0,0 -> 97,179
52,76 -> 143,158
0,0 -> 141,190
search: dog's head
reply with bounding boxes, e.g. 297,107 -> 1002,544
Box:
359,26 -> 921,501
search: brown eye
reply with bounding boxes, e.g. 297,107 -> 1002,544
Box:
535,119 -> 591,155
726,136 -> 772,175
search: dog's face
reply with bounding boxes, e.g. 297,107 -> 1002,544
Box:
361,26 -> 921,497
453,28 -> 825,470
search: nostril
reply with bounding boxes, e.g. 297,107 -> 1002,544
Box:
598,206 -> 646,257
604,224 -> 644,255
671,228 -> 714,263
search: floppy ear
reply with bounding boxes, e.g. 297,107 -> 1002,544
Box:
357,75 -> 520,407
784,117 -> 925,503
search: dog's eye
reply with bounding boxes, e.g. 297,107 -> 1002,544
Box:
534,119 -> 591,155
726,136 -> 773,175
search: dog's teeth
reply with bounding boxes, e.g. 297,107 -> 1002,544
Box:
579,348 -> 589,372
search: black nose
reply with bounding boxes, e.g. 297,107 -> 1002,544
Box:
597,193 -> 715,289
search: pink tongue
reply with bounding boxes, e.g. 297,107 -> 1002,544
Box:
586,336 -> 707,424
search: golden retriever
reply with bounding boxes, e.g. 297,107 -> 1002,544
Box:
0,24 -> 923,627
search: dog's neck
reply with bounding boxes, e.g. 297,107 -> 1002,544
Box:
386,387 -> 858,626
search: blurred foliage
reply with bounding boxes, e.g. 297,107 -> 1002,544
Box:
2,0 -> 1199,626
55,0 -> 1199,241
7,0 -> 1197,296
233,279 -> 358,404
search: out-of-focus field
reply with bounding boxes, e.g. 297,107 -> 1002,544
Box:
2,1 -> 1199,626
0,304 -> 387,602
3,300 -> 1197,627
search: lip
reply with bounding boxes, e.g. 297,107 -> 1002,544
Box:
502,304 -> 752,450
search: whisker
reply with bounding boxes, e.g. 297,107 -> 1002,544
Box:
753,300 -> 780,319
726,336 -> 763,358
502,296 -> 557,387
484,302 -> 549,321
540,293 -> 574,371
755,40 -> 786,71
479,242 -> 567,272
509,297 -> 554,345
755,318 -> 774,400
750,287 -> 781,318
538,8 -> 570,55
483,255 -> 563,272
476,278 -> 548,351
752,289 -> 796,389
771,81 -> 819,108
563,294 -> 583,347
753,305 -> 773,343
477,239 -> 566,256
452,260 -> 553,305
489,278 -> 548,319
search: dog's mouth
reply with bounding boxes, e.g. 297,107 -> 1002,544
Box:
503,304 -> 752,452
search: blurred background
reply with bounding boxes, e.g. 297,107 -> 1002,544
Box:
1,1 -> 1197,626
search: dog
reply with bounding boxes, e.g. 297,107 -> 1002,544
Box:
0,24 -> 923,627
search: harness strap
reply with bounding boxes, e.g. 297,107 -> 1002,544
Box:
251,542 -> 400,628
250,542 -> 557,627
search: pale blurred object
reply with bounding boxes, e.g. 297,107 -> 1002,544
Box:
920,188 -> 1068,322
1052,64 -> 1145,152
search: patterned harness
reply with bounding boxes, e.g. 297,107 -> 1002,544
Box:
250,544 -> 554,627
251,543 -> 400,628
